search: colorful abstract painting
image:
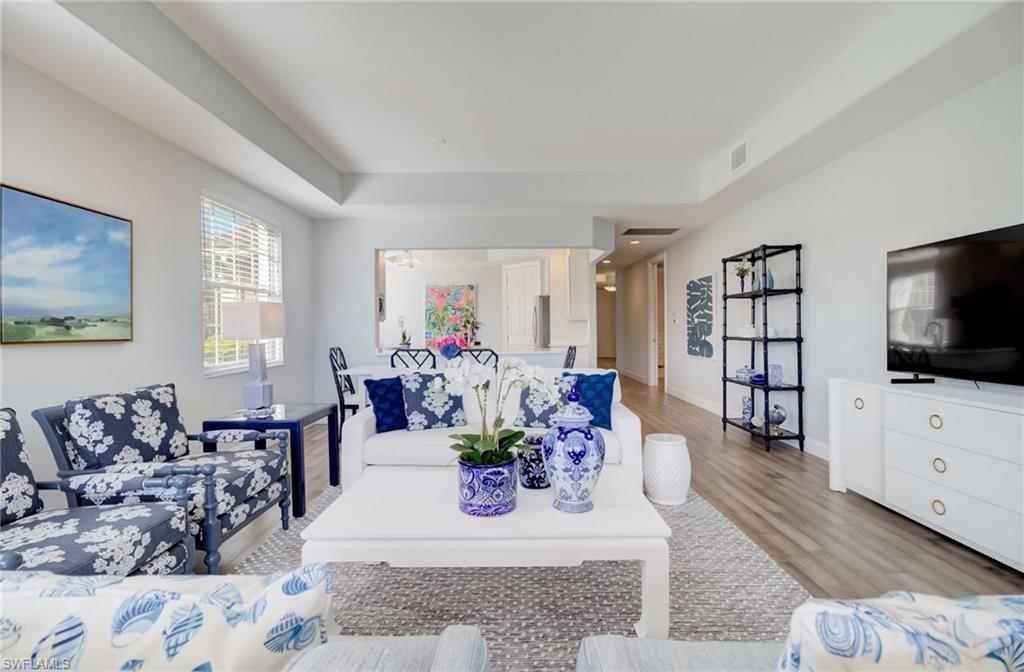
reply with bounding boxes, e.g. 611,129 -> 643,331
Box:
424,284 -> 476,347
686,275 -> 714,358
1,186 -> 132,343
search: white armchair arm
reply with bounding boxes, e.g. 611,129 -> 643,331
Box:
611,403 -> 643,490
341,407 -> 378,490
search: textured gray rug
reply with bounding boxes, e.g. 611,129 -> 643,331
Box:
233,486 -> 806,671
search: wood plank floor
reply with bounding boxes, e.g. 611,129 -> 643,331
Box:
224,373 -> 1024,597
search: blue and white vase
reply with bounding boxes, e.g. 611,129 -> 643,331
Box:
518,436 -> 549,489
742,396 -> 754,424
542,385 -> 605,513
458,458 -> 517,516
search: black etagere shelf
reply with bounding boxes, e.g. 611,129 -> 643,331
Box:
721,244 -> 805,452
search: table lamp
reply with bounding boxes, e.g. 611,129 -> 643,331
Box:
222,302 -> 285,409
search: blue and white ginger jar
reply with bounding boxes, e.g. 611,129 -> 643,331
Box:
542,386 -> 605,513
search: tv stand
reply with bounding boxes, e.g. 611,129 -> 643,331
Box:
829,378 -> 1023,572
891,374 -> 935,384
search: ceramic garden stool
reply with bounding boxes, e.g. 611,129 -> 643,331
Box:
642,433 -> 691,505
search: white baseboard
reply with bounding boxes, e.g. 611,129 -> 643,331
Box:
664,384 -> 829,462
616,367 -> 649,384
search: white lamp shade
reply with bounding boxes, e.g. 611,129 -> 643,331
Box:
221,302 -> 285,340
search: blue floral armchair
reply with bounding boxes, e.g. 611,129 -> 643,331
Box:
0,408 -> 196,576
32,384 -> 292,575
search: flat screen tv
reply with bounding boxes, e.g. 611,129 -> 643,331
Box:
887,223 -> 1024,386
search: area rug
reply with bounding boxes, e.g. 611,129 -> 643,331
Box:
233,487 -> 807,671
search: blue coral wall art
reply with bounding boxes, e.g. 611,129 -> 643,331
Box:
686,275 -> 714,359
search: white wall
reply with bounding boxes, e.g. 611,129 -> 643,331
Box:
312,219 -> 602,403
0,56 -> 315,484
380,261 -> 504,348
596,288 -> 617,359
653,65 -> 1024,458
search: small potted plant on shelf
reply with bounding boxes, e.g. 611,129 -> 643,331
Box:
735,259 -> 753,292
398,315 -> 411,348
460,315 -> 484,345
444,357 -> 556,516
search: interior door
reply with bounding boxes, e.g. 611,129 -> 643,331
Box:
505,262 -> 541,348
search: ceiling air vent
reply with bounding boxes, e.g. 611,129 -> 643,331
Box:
622,228 -> 679,236
731,141 -> 748,173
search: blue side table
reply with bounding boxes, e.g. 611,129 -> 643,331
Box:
202,403 -> 339,518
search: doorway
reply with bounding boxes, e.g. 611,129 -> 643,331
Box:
647,256 -> 667,388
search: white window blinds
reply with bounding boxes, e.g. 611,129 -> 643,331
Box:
201,196 -> 283,373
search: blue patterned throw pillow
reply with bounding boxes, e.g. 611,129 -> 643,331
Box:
400,372 -> 467,431
0,408 -> 44,525
63,383 -> 190,468
514,376 -> 574,428
564,371 -> 616,430
364,377 -> 408,432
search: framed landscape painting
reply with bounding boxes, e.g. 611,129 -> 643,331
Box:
1,185 -> 132,343
424,283 -> 476,347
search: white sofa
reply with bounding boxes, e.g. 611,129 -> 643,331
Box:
341,367 -> 642,491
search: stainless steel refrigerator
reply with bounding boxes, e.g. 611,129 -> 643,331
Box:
534,295 -> 551,349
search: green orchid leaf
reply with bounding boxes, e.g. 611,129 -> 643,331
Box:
497,430 -> 526,449
473,438 -> 497,453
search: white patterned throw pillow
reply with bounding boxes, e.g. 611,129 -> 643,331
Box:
0,564 -> 333,671
778,592 -> 1024,671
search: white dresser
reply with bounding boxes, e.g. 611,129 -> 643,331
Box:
829,378 -> 1024,571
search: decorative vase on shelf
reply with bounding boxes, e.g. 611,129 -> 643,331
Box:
767,404 -> 788,435
742,396 -> 754,424
518,436 -> 549,489
767,364 -> 784,387
766,270 -> 775,289
458,458 -> 517,516
542,385 -> 605,513
740,277 -> 745,292
752,274 -> 760,292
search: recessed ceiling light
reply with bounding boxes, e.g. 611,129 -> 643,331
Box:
431,137 -> 447,145
629,240 -> 640,245
602,260 -> 611,264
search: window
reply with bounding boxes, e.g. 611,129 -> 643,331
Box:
202,196 -> 283,374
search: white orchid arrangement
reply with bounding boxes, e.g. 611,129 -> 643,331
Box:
444,357 -> 558,465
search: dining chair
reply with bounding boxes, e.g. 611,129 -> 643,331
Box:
329,347 -> 362,431
457,348 -> 499,370
390,348 -> 437,369
563,345 -> 577,368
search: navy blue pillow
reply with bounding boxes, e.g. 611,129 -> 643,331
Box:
364,377 -> 408,432
563,371 -> 617,430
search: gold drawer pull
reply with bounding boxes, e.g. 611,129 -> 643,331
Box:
929,414 -> 943,430
854,397 -> 864,410
931,499 -> 947,516
932,457 -> 947,473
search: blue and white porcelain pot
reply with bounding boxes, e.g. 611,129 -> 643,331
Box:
542,385 -> 605,513
517,435 -> 549,489
458,457 -> 517,516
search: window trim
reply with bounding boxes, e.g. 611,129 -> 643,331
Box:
200,190 -> 285,377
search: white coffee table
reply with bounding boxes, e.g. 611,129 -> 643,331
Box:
301,465 -> 672,638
